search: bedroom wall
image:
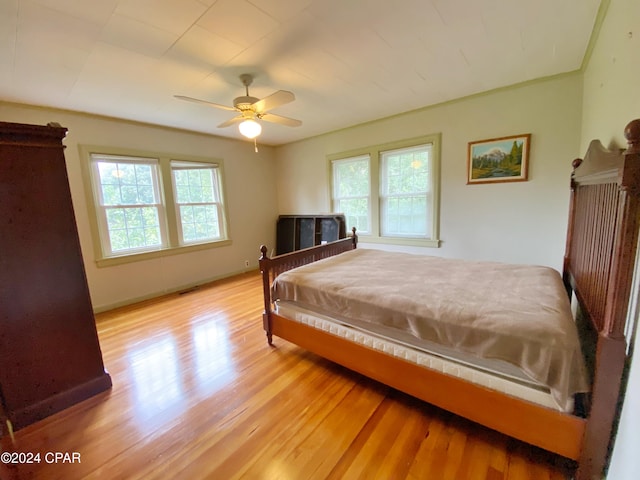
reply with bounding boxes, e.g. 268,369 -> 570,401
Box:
581,0 -> 640,478
274,73 -> 583,271
0,102 -> 279,311
580,0 -> 640,151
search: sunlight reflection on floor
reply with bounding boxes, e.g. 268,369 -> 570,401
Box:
192,318 -> 237,395
125,315 -> 237,432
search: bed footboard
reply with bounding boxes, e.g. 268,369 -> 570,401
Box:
259,227 -> 357,344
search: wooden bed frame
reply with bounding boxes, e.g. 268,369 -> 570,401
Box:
259,119 -> 640,480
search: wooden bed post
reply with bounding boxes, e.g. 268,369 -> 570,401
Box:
259,245 -> 273,345
576,119 -> 640,480
563,158 -> 582,298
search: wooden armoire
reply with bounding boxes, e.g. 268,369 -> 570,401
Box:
0,121 -> 112,432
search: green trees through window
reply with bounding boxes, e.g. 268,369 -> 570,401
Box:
330,134 -> 440,246
172,163 -> 222,244
95,158 -> 163,253
380,146 -> 431,237
88,152 -> 228,260
332,156 -> 371,234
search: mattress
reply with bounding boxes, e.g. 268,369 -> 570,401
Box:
276,300 -> 569,411
272,248 -> 589,412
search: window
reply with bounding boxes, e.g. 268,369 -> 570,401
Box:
82,147 -> 230,266
331,155 -> 371,234
171,161 -> 225,245
91,155 -> 166,256
329,134 -> 440,247
380,145 -> 431,238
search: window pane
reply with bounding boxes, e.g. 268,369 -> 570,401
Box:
120,186 -> 139,204
138,185 -> 154,203
175,183 -> 189,203
201,186 -> 214,202
383,151 -> 429,195
201,172 -> 213,187
144,227 -> 161,246
102,185 -> 121,205
181,205 -> 194,223
174,170 -> 188,186
105,207 -> 162,252
337,198 -> 370,233
96,160 -> 159,207
124,208 -> 142,228
128,228 -> 146,248
174,169 -> 216,203
105,209 -> 126,230
109,228 -> 129,252
119,163 -> 136,185
383,196 -> 429,236
98,163 -> 119,185
334,158 -> 369,197
141,207 -> 160,228
135,164 -> 153,185
179,205 -> 219,242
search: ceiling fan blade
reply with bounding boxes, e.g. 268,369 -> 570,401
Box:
174,95 -> 237,112
260,112 -> 302,127
252,90 -> 295,114
217,116 -> 244,128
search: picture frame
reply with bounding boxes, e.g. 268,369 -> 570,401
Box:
467,134 -> 531,184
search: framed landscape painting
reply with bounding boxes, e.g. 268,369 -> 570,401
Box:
467,134 -> 531,184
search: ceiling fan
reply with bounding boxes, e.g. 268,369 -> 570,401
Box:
175,74 -> 302,140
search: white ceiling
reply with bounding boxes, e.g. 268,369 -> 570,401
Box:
0,0 -> 602,146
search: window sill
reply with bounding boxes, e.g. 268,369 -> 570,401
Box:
95,239 -> 232,267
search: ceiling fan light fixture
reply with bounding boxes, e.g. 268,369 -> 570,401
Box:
238,119 -> 262,139
175,74 -> 300,143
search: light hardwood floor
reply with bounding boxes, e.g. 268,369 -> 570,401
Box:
0,272 -> 574,479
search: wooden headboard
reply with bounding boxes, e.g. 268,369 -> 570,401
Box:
565,118 -> 640,478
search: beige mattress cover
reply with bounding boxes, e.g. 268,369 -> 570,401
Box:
272,248 -> 589,411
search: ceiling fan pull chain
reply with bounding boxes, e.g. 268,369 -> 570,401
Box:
254,138 -> 258,153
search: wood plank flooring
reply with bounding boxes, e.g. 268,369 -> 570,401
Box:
0,272 -> 574,479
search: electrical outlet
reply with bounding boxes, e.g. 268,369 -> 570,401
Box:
244,260 -> 250,268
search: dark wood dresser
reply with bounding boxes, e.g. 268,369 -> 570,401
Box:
0,121 -> 112,432
276,214 -> 347,254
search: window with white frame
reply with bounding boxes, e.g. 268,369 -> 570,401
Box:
85,149 -> 229,264
171,161 -> 225,245
380,144 -> 431,238
331,155 -> 371,235
329,134 -> 440,247
91,155 -> 166,256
